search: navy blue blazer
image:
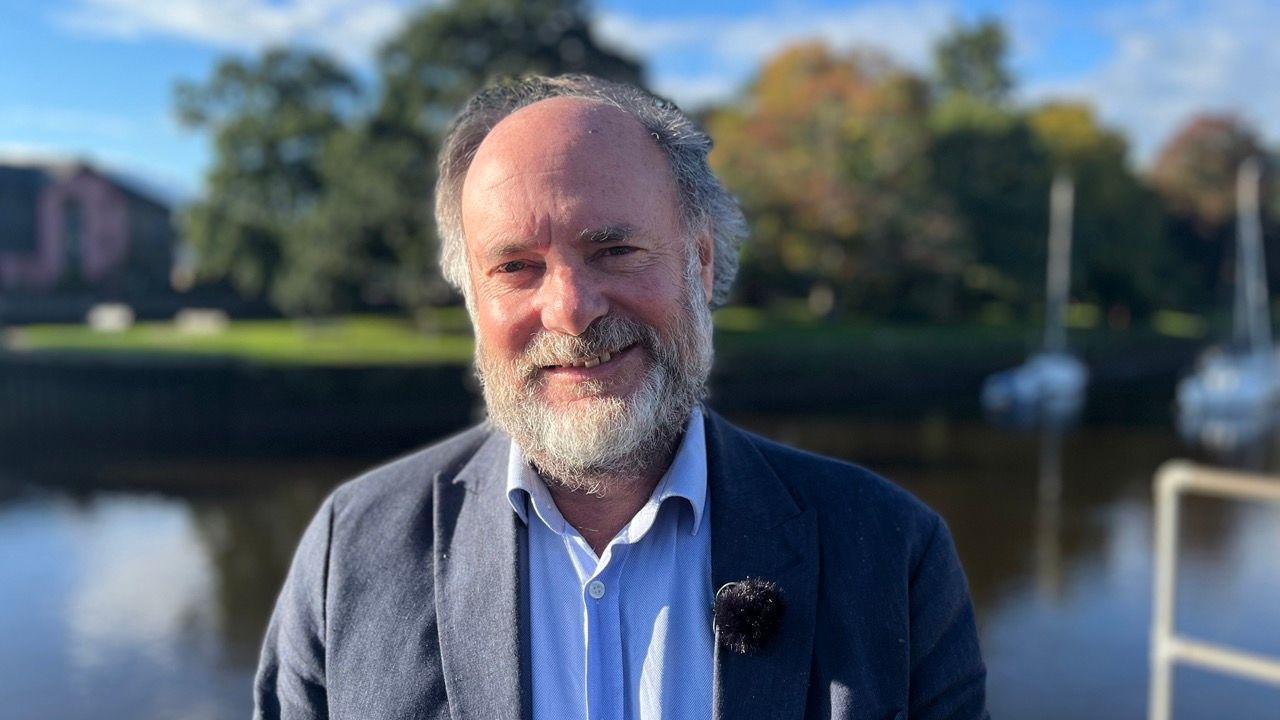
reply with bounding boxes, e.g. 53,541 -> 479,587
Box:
255,409 -> 988,719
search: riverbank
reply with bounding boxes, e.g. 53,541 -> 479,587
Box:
0,312 -> 1207,459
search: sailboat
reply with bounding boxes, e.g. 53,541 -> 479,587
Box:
982,174 -> 1089,424
1176,157 -> 1280,450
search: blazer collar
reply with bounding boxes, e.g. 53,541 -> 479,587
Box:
433,429 -> 531,720
432,411 -> 818,720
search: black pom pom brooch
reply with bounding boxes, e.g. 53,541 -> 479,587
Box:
713,577 -> 786,654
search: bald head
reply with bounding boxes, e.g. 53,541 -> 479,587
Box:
461,97 -> 679,236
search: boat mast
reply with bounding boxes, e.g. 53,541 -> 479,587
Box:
1044,174 -> 1075,354
1232,157 -> 1270,354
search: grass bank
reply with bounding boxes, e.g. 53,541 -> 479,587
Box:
4,313 -> 475,366
0,309 -> 1208,459
4,308 -> 1205,375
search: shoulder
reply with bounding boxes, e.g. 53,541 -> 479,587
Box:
324,422 -> 495,538
722,418 -> 945,559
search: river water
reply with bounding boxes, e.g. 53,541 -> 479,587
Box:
1,413 -> 1278,719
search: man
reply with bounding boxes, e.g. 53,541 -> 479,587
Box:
255,75 -> 987,720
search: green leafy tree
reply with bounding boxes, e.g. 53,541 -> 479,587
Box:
376,0 -> 642,137
176,49 -> 359,307
929,95 -> 1052,318
929,18 -> 1181,323
1028,102 -> 1172,320
928,19 -> 1071,322
932,19 -> 1013,104
296,0 -> 644,316
180,0 -> 643,317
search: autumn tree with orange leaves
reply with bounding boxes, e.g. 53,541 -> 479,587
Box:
1150,115 -> 1276,310
708,43 -> 964,320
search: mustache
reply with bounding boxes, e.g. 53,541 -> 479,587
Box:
518,315 -> 657,372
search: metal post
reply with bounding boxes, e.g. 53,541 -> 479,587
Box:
1148,460 -> 1280,720
1149,461 -> 1184,720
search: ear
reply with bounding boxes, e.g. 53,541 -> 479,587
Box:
696,228 -> 715,304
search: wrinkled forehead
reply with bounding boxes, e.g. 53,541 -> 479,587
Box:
462,96 -> 675,200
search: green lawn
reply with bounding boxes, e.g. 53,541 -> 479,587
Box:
4,314 -> 476,366
2,306 -> 1209,368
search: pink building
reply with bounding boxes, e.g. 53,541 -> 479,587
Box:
0,161 -> 173,295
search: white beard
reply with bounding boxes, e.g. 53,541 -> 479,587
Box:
474,259 -> 713,495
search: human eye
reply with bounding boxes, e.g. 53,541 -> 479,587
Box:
597,245 -> 636,259
495,260 -> 529,274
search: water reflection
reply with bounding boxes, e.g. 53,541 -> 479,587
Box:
0,460 -> 361,720
1,420 -> 1279,719
1035,426 -> 1064,600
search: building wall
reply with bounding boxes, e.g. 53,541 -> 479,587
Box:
0,168 -> 132,291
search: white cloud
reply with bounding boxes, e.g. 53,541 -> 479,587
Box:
712,2 -> 954,68
593,13 -> 711,59
651,74 -> 743,109
1021,0 -> 1280,165
596,1 -> 957,109
56,0 -> 420,65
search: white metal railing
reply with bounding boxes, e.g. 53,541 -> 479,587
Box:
1148,460 -> 1280,720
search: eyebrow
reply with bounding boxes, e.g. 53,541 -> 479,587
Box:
487,241 -> 534,260
484,224 -> 637,261
577,224 -> 635,244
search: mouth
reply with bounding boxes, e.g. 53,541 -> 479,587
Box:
542,342 -> 637,371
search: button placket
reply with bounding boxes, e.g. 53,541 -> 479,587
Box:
582,546 -> 628,720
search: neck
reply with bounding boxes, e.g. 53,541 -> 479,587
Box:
538,439 -> 679,557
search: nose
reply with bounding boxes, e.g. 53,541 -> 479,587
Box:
535,262 -> 608,336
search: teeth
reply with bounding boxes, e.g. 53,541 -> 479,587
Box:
558,346 -> 626,370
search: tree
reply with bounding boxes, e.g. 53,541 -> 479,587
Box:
178,0 -> 645,316
709,43 -> 963,320
1028,102 -> 1173,319
929,95 -> 1052,318
273,125 -> 443,315
1151,115 -> 1265,230
375,0 -> 642,138
927,21 -> 1051,320
316,0 -> 646,317
176,49 -> 360,306
932,19 -> 1013,104
1149,115 -> 1270,311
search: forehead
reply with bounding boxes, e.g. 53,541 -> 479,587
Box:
460,97 -> 681,243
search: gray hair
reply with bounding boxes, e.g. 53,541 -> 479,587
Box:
433,74 -> 747,309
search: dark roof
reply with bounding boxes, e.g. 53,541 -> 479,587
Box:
0,157 -> 177,210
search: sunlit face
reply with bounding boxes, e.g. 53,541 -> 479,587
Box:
460,97 -> 715,491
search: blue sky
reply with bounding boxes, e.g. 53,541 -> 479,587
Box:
2,0 -> 1277,201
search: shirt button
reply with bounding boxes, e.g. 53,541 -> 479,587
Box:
587,580 -> 606,599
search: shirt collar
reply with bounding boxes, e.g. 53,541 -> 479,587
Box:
505,405 -> 707,538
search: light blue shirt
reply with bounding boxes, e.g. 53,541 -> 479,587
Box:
505,407 -> 714,720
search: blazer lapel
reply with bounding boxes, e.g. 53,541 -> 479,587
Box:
433,429 -> 531,720
706,411 -> 819,720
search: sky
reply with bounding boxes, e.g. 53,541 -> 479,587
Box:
1,0 -> 1278,201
